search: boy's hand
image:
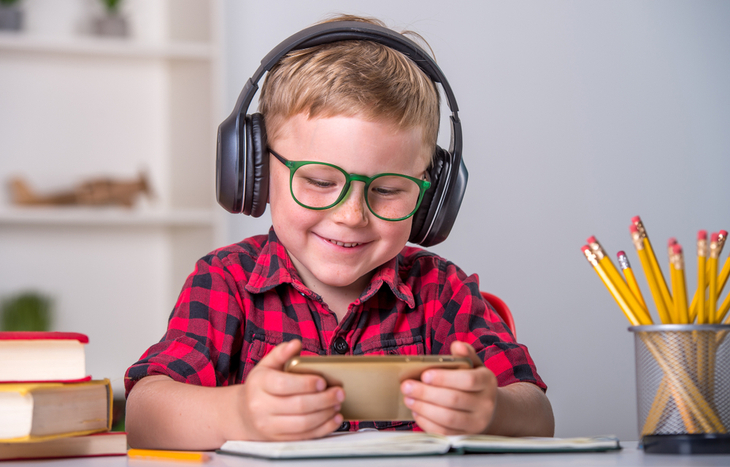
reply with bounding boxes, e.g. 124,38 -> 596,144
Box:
400,341 -> 497,435
237,340 -> 344,441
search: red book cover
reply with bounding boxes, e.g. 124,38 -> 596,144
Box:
0,331 -> 89,343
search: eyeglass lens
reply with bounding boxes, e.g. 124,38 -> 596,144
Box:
291,163 -> 423,220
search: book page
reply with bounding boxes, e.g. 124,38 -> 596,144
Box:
0,391 -> 33,439
447,434 -> 621,452
220,431 -> 451,459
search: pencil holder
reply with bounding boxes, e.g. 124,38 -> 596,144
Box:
630,325 -> 730,454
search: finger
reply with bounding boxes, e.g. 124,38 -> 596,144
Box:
269,387 -> 345,416
266,409 -> 344,440
402,380 -> 479,412
450,340 -> 482,367
256,339 -> 302,371
419,366 -> 494,392
261,367 -> 330,396
409,405 -> 471,435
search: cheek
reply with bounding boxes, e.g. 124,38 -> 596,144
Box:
378,218 -> 413,245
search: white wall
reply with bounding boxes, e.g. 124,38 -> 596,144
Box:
222,0 -> 730,440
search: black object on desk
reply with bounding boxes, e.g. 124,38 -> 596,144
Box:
643,434 -> 730,454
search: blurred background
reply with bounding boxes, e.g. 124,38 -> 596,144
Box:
1,0 -> 728,441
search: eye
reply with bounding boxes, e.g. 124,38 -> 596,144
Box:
303,177 -> 338,189
371,186 -> 403,197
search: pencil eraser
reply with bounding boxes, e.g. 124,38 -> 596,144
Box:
581,245 -> 590,253
711,232 -> 720,242
672,244 -> 683,254
668,237 -> 677,247
632,216 -> 641,224
698,230 -> 707,240
587,236 -> 597,244
617,250 -> 626,258
629,224 -> 639,233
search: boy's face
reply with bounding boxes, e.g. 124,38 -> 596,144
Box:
269,113 -> 430,295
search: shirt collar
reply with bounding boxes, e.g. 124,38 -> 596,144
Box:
245,228 -> 415,308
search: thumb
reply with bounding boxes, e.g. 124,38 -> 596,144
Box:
450,340 -> 482,367
257,339 -> 302,371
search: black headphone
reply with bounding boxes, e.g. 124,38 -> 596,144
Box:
216,20 -> 467,247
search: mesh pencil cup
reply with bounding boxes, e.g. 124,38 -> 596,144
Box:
629,325 -> 730,454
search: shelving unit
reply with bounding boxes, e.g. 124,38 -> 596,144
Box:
0,0 -> 224,397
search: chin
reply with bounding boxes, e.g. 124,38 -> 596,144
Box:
315,270 -> 370,288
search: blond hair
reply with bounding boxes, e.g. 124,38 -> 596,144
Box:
259,15 -> 440,161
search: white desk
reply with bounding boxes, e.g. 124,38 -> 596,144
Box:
3,444 -> 730,467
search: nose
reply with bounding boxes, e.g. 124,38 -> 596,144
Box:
331,182 -> 369,227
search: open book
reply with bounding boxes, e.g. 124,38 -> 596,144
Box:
218,430 -> 621,459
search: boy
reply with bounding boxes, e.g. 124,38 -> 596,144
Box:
124,15 -> 554,449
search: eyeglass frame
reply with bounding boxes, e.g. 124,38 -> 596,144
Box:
269,148 -> 432,221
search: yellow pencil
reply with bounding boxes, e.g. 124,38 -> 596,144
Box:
583,245 -> 641,326
666,238 -> 680,323
587,236 -> 652,325
695,230 -> 708,324
632,216 -> 673,315
617,250 -> 648,311
669,243 -> 690,324
716,229 -> 730,297
720,292 -> 730,324
709,233 -> 720,323
127,449 -> 210,462
630,224 -> 671,324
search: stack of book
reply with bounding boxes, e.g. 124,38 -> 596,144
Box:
0,331 -> 127,461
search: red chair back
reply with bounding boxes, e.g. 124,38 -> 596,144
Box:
480,291 -> 517,338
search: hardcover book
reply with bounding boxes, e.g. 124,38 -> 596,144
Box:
0,378 -> 112,442
0,331 -> 89,383
0,432 -> 127,461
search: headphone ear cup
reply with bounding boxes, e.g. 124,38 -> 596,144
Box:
409,146 -> 446,245
409,146 -> 468,247
243,113 -> 269,217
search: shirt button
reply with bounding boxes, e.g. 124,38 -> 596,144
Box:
333,337 -> 349,354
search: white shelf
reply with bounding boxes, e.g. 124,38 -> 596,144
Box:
0,206 -> 218,227
0,32 -> 215,60
0,0 -> 224,398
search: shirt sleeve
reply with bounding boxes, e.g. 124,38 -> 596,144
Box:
124,252 -> 246,397
426,259 -> 547,391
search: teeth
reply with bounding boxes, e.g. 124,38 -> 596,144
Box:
329,239 -> 360,248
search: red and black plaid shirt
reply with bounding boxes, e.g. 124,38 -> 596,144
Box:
125,228 -> 546,431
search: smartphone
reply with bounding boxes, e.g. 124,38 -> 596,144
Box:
284,355 -> 472,421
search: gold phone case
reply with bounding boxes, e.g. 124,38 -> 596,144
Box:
284,355 -> 472,421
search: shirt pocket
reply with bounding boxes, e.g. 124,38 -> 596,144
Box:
240,333 -> 321,383
356,333 -> 424,355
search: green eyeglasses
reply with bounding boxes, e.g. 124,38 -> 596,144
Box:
270,149 -> 431,221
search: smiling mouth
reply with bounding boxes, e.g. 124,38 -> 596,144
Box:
327,238 -> 363,248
